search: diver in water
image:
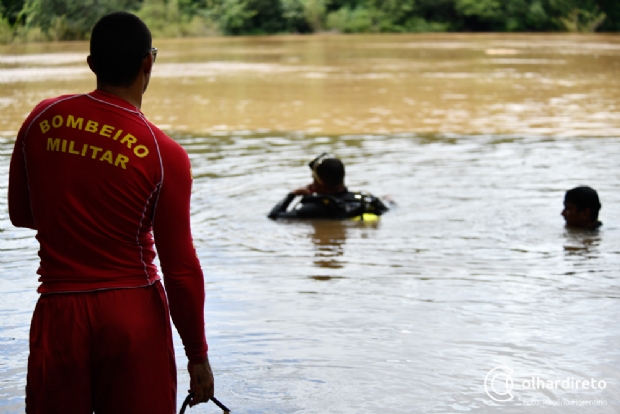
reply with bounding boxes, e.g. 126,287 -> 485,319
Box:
562,186 -> 602,230
268,153 -> 390,220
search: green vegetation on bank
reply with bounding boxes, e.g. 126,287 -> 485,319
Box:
0,0 -> 617,43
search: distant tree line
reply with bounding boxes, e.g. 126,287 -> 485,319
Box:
0,0 -> 617,42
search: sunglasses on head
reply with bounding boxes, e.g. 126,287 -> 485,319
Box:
308,153 -> 333,172
308,153 -> 335,184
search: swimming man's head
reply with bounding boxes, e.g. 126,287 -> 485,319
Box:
562,186 -> 601,229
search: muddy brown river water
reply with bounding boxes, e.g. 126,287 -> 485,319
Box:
1,34 -> 620,413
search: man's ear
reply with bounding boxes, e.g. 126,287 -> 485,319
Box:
142,53 -> 153,76
87,55 -> 96,74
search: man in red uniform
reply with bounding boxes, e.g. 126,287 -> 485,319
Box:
8,12 -> 214,413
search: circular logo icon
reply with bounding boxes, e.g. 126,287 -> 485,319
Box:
485,366 -> 514,402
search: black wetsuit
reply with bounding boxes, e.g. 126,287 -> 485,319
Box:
268,189 -> 389,220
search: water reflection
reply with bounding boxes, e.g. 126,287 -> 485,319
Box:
563,228 -> 602,258
307,220 -> 348,269
308,220 -> 380,269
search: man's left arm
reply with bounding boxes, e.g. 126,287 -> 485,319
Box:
152,140 -> 213,404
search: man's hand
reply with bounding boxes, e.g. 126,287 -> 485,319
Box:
188,356 -> 214,407
292,184 -> 315,196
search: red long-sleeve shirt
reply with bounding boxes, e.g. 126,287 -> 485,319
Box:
8,89 -> 207,363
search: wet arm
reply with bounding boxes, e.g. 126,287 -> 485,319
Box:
268,194 -> 332,219
267,193 -> 297,219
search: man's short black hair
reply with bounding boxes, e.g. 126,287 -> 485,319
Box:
316,158 -> 345,187
565,186 -> 601,220
90,12 -> 152,87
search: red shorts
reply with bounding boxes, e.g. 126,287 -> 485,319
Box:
26,282 -> 177,414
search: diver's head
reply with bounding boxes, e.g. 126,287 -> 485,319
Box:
308,153 -> 345,192
562,186 -> 601,229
